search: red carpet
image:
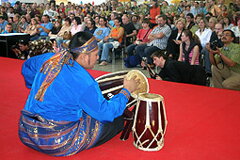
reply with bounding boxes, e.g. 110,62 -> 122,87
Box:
1,57 -> 240,160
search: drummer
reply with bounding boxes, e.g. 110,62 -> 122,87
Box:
19,31 -> 139,156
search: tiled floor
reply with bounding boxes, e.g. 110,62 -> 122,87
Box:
93,58 -> 151,77
93,58 -> 213,87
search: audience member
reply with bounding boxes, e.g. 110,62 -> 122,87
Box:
167,18 -> 186,60
84,19 -> 97,34
18,16 -> 29,33
223,17 -> 234,30
121,14 -> 137,46
1,23 -> 16,33
149,0 -> 161,26
24,18 -> 39,41
208,29 -> 240,90
0,16 -> 8,33
231,18 -> 240,41
126,18 -> 152,56
195,18 -> 212,48
48,20 -> 62,39
98,18 -> 124,66
71,16 -> 84,36
178,29 -> 201,65
37,15 -> 53,40
203,23 -> 224,75
136,15 -> 171,65
94,17 -> 110,42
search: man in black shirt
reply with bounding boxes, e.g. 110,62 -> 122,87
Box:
151,51 -> 206,85
202,23 -> 224,76
121,14 -> 137,46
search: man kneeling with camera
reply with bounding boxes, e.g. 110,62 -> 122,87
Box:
207,29 -> 240,91
151,50 -> 206,86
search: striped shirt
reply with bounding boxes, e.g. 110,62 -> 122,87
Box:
148,24 -> 171,50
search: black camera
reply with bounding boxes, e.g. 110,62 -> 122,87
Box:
11,44 -> 18,50
210,40 -> 223,50
210,40 -> 218,50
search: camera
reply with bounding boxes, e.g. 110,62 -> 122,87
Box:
210,40 -> 218,50
210,40 -> 223,50
11,44 -> 18,50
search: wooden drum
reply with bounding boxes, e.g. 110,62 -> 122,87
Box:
95,70 -> 149,107
132,93 -> 167,151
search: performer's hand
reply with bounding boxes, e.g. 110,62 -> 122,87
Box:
123,76 -> 140,93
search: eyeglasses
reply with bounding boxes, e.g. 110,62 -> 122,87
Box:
222,33 -> 232,37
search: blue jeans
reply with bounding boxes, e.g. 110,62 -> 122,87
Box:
135,44 -> 160,64
98,42 -> 114,61
201,47 -> 211,74
135,44 -> 148,58
126,44 -> 137,56
144,46 -> 161,64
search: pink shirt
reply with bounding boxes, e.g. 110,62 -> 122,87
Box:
71,24 -> 84,36
182,49 -> 199,65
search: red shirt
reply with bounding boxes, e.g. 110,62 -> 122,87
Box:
137,28 -> 153,43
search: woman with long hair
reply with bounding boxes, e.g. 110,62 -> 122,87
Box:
178,30 -> 201,65
223,16 -> 234,30
195,18 -> 212,48
24,18 -> 39,41
48,20 -> 62,38
18,16 -> 29,33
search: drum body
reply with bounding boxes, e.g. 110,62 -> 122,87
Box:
132,93 -> 167,151
95,70 -> 149,107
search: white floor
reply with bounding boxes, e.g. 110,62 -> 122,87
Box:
93,58 -> 150,77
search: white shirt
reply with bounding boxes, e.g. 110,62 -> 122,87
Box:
195,28 -> 212,48
231,26 -> 240,38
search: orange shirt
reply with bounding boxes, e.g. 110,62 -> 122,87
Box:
110,27 -> 124,43
150,6 -> 161,24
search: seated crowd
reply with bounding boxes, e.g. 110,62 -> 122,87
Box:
0,0 -> 239,90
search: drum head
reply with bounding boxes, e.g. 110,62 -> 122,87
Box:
126,70 -> 149,98
138,93 -> 163,102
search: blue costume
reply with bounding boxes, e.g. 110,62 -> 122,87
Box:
18,37 -> 130,156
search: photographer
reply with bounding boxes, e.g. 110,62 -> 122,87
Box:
151,50 -> 206,86
207,29 -> 240,91
12,40 -> 29,60
203,23 -> 224,76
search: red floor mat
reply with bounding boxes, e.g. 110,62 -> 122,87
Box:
1,57 -> 240,160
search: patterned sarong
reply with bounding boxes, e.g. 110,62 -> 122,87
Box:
18,110 -> 106,156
